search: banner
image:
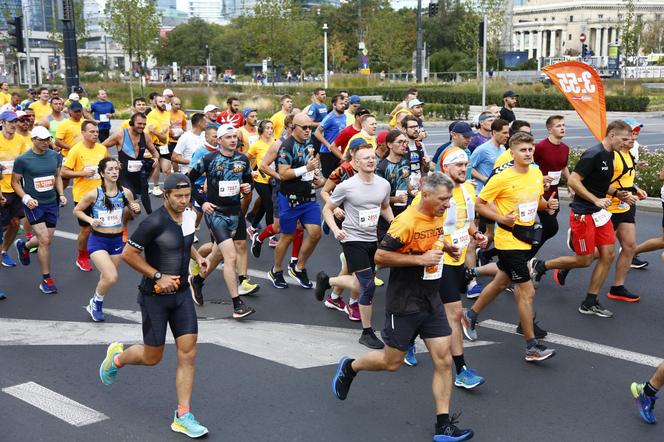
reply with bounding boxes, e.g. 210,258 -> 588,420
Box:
542,61 -> 606,142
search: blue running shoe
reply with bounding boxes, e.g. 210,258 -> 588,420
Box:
404,343 -> 418,366
87,297 -> 105,322
631,382 -> 657,424
0,290 -> 6,300
332,356 -> 355,400
171,411 -> 209,438
454,366 -> 485,390
1,252 -> 16,267
99,342 -> 124,385
39,277 -> 57,294
434,412 -> 474,441
466,282 -> 482,300
15,239 -> 30,266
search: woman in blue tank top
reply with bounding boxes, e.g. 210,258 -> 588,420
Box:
74,158 -> 141,321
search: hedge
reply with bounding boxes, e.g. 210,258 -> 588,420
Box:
362,101 -> 469,121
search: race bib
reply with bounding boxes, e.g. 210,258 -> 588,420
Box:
0,160 -> 14,175
218,180 -> 240,197
591,209 -> 612,227
394,189 -> 408,207
159,144 -> 170,155
409,172 -> 421,190
99,114 -> 110,123
451,229 -> 471,250
423,257 -> 444,280
301,170 -> 314,182
358,207 -> 380,228
34,175 -> 55,192
548,170 -> 562,186
518,201 -> 538,223
98,208 -> 122,227
248,135 -> 259,145
85,165 -> 100,180
617,200 -> 630,210
127,160 -> 142,172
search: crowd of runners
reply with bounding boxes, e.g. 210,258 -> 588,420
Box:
1,81 -> 663,440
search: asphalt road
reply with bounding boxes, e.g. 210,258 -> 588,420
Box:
1,183 -> 664,441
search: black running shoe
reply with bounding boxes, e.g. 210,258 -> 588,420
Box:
268,268 -> 288,289
289,265 -> 313,289
358,329 -> 384,349
332,357 -> 355,401
631,255 -> 649,269
528,258 -> 546,288
315,271 -> 330,301
607,285 -> 640,303
250,233 -> 263,258
189,275 -> 204,306
233,301 -> 256,319
553,268 -> 569,286
434,413 -> 474,442
516,316 -> 548,339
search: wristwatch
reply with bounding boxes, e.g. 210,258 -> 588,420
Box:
153,271 -> 162,281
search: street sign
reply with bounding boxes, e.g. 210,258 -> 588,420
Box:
580,33 -> 586,43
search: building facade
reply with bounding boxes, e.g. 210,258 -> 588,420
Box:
512,0 -> 664,59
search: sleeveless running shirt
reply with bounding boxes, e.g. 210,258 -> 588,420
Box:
91,187 -> 127,229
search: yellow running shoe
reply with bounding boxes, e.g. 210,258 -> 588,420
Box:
99,342 -> 124,385
374,276 -> 384,287
238,278 -> 259,296
189,259 -> 200,276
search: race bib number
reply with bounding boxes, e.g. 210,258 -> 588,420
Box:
423,258 -> 444,280
248,135 -> 259,145
98,208 -> 122,227
451,229 -> 471,250
159,144 -> 170,155
409,172 -> 421,191
0,160 -> 14,175
127,160 -> 142,172
85,165 -> 100,180
394,189 -> 408,207
99,114 -> 110,123
518,201 -> 538,223
591,209 -> 612,227
548,170 -> 562,186
301,170 -> 314,182
34,175 -> 55,192
358,207 -> 380,228
218,180 -> 240,197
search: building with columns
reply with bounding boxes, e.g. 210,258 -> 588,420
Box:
512,0 -> 664,60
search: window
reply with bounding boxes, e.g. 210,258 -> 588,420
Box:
569,15 -> 573,22
568,34 -> 572,40
598,14 -> 603,19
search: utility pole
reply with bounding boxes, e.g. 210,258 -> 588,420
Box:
59,0 -> 80,92
416,0 -> 423,83
23,1 -> 33,87
481,14 -> 487,109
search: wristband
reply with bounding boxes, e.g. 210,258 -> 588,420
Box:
294,166 -> 308,177
22,194 -> 33,205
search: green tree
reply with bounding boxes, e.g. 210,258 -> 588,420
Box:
620,0 -> 644,65
641,20 -> 664,54
102,0 -> 161,73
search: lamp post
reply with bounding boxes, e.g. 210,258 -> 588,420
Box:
323,23 -> 329,89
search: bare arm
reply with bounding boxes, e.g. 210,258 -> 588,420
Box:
380,203 -> 394,224
259,141 -> 281,180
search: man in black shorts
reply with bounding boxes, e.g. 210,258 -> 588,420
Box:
332,173 -> 474,442
99,174 -> 209,438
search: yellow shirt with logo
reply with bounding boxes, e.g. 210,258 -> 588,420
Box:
348,132 -> 377,149
0,92 -> 10,107
28,100 -> 52,121
478,166 -> 543,251
0,133 -> 30,193
607,150 -> 635,214
270,110 -> 287,141
63,142 -> 108,201
55,118 -> 84,157
442,182 -> 476,265
146,109 -> 170,146
247,139 -> 272,184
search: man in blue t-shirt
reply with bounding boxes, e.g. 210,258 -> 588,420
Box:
90,89 -> 116,142
469,118 -> 510,194
315,94 -> 347,177
306,88 -> 328,154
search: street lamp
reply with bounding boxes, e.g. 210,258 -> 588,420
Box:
323,23 -> 329,89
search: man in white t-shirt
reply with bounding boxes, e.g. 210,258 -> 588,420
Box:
172,113 -> 206,174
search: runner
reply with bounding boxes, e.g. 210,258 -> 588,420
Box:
12,126 -> 67,294
186,124 -> 257,316
62,120 -> 110,272
499,90 -> 518,123
345,95 -> 361,126
347,114 -> 378,148
217,97 -> 243,128
461,132 -> 557,361
203,104 -> 220,130
468,111 -> 494,153
54,101 -> 84,163
45,97 -> 66,139
400,115 -> 430,195
315,94 -> 347,177
166,96 -> 187,173
269,113 -> 323,289
146,94 -> 171,196
28,87 -> 52,125
330,107 -> 369,154
74,157 -> 141,321
99,173 -> 209,438
316,143 -> 393,348
331,172 -> 474,442
0,111 -> 30,267
237,108 -> 259,152
528,121 -> 633,318
247,120 -> 276,234
172,113 -> 206,174
90,89 -> 115,142
270,95 -> 293,140
630,362 -> 663,424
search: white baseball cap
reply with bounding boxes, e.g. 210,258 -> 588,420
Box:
31,126 -> 51,139
68,92 -> 80,101
217,123 -> 236,138
163,88 -> 174,97
203,104 -> 218,114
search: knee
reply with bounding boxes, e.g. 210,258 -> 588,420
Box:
308,227 -> 321,242
9,218 -> 19,228
357,270 -> 376,306
621,241 -> 636,254
224,251 -> 237,264
603,248 -> 616,262
385,358 -> 402,372
40,236 -> 52,247
144,351 -> 163,366
450,307 -> 463,324
578,254 -> 595,267
103,270 -> 119,285
178,346 -> 197,364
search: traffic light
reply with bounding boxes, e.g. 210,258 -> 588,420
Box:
581,44 -> 588,57
479,21 -> 485,47
8,16 -> 24,53
428,1 -> 438,17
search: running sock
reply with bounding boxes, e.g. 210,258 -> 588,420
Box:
93,292 -> 104,302
113,353 -> 123,368
452,355 -> 466,375
468,267 -> 479,278
258,224 -> 275,242
526,339 -> 538,349
535,260 -> 547,275
232,297 -> 243,308
292,228 -> 304,259
330,289 -> 341,300
42,273 -> 51,280
193,274 -> 205,285
467,309 -> 478,321
436,414 -> 450,427
348,297 -> 358,305
644,381 -> 659,397
583,293 -> 597,307
177,405 -> 190,418
343,358 -> 356,377
361,327 -> 373,336
238,275 -> 247,284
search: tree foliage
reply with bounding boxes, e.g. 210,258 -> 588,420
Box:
641,20 -> 664,54
620,0 -> 644,64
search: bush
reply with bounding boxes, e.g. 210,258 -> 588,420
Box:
362,101 -> 469,121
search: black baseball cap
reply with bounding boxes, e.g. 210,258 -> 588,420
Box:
164,173 -> 191,190
503,90 -> 519,98
355,107 -> 370,117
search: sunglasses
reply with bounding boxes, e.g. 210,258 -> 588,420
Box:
295,124 -> 313,131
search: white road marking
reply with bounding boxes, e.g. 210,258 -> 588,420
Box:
480,319 -> 663,368
2,382 -> 108,427
54,230 -> 78,241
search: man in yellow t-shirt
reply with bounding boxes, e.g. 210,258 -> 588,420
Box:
62,120 -> 109,272
270,94 -> 293,140
55,102 -> 84,161
146,94 -> 170,196
0,82 -> 10,107
462,132 -> 558,363
28,87 -> 52,125
0,111 -> 30,266
165,96 -> 186,173
347,114 -> 377,149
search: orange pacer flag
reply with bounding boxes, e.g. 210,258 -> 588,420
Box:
542,61 -> 606,142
